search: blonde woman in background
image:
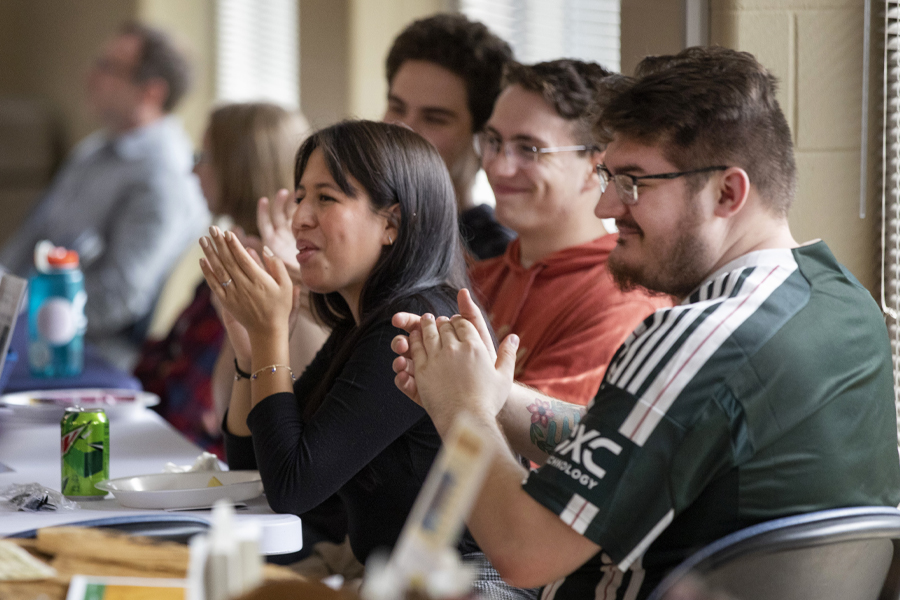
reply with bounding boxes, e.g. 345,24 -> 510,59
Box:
135,103 -> 328,458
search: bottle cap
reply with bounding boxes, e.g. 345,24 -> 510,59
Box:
46,247 -> 79,268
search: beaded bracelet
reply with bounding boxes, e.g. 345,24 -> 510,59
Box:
251,363 -> 296,381
234,359 -> 252,382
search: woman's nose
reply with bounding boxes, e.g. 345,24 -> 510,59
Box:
292,196 -> 315,231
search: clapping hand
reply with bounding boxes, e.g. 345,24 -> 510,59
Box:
391,289 -> 519,432
257,189 -> 303,285
233,189 -> 314,323
199,225 -> 295,361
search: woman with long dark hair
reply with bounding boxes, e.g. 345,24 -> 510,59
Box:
198,121 -> 530,597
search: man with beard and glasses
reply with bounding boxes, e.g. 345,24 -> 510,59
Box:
389,46 -> 900,600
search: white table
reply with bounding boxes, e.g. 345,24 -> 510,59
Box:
0,408 -> 302,554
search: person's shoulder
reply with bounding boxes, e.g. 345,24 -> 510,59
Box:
71,130 -> 107,159
392,288 -> 458,319
603,254 -> 803,393
353,291 -> 458,344
794,241 -> 873,297
470,239 -> 514,279
123,117 -> 194,169
536,234 -> 617,276
459,203 -> 496,228
470,254 -> 504,281
149,115 -> 193,149
787,242 -> 888,340
351,293 -> 456,356
462,203 -> 512,236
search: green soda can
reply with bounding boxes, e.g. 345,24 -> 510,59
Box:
60,407 -> 109,499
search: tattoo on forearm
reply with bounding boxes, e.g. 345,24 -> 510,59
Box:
527,398 -> 585,454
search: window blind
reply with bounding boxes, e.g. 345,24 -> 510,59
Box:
459,0 -> 621,73
216,0 -> 299,107
880,0 -> 900,434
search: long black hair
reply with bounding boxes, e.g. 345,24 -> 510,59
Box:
295,120 -> 471,418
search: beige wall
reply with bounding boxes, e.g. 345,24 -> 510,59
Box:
0,0 -> 213,152
0,0 -> 467,141
300,0 -> 350,128
0,0 -> 138,150
0,3 -> 17,93
711,0 -> 876,292
138,0 -> 216,144
347,0 -> 451,120
621,0 -> 686,75
299,0 -> 455,127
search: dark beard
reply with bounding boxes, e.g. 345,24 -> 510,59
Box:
608,228 -> 711,299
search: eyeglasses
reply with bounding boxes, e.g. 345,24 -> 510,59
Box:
596,164 -> 729,205
475,132 -> 594,168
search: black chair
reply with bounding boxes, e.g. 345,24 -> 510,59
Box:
648,506 -> 900,600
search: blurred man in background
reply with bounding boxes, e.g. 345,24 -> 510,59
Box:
0,22 -> 208,369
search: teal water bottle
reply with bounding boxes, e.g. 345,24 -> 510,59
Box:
28,243 -> 87,377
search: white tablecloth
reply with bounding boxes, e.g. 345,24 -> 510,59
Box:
0,409 -> 302,554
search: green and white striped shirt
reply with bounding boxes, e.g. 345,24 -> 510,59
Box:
524,242 -> 900,600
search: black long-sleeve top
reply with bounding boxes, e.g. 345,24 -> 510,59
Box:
224,293 -> 479,563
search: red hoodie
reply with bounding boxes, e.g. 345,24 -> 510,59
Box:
470,234 -> 671,405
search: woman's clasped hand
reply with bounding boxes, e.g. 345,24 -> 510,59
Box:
256,188 -> 304,285
199,226 -> 298,362
391,288 -> 519,430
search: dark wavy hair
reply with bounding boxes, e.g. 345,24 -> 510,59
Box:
596,46 -> 796,214
119,21 -> 192,112
386,13 -> 513,132
294,120 -> 471,417
502,59 -> 625,148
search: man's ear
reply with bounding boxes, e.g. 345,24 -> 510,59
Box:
141,77 -> 169,111
713,167 -> 751,218
580,149 -> 603,194
383,203 -> 401,245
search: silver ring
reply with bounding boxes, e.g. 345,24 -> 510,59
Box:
221,278 -> 233,288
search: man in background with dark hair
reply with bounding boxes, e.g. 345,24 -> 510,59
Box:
392,47 -> 900,599
470,59 -> 667,406
1,22 -> 207,368
384,12 -> 516,260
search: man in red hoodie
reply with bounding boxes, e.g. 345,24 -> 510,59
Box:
471,60 -> 670,407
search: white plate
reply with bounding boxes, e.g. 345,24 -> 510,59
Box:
0,388 -> 159,422
96,471 -> 264,510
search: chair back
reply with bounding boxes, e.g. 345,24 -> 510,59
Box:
648,507 -> 900,600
